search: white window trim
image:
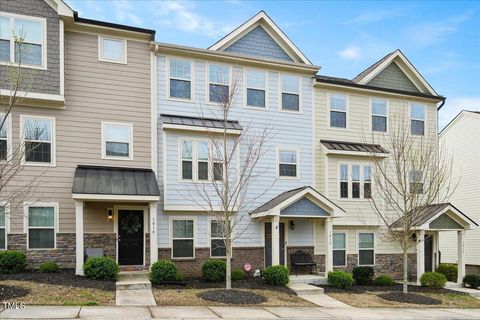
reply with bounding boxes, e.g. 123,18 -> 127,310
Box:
167,56 -> 194,102
409,169 -> 424,194
101,121 -> 133,161
332,231 -> 347,267
357,231 -> 375,266
169,217 -> 196,260
0,12 -> 47,70
206,62 -> 231,104
0,112 -> 13,163
327,92 -> 349,130
23,202 -> 59,250
337,162 -> 372,200
20,114 -> 56,167
0,202 -> 9,250
276,147 -> 300,179
279,73 -> 302,113
409,102 -> 426,136
98,36 -> 127,64
370,97 -> 389,133
208,217 -> 228,258
178,138 -> 224,183
244,67 -> 268,110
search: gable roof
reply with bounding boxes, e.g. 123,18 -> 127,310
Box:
44,0 -> 74,17
209,11 -> 312,65
353,49 -> 437,96
439,110 -> 480,136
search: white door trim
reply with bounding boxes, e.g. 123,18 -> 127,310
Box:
114,205 -> 148,266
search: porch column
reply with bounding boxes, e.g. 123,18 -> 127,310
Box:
325,217 -> 333,273
457,230 -> 465,284
271,215 -> 280,265
434,232 -> 440,268
416,230 -> 425,285
149,202 -> 158,266
75,200 -> 84,276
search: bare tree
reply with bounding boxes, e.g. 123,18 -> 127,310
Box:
366,113 -> 456,293
185,66 -> 272,290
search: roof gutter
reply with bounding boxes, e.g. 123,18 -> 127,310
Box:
436,98 -> 446,111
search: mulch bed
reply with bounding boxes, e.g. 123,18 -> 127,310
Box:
198,289 -> 267,304
0,285 -> 31,301
154,278 -> 296,295
319,283 -> 467,295
379,292 -> 442,305
0,270 -> 115,291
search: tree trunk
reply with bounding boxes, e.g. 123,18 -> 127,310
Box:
403,249 -> 408,293
226,246 -> 232,290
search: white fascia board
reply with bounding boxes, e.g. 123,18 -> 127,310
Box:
162,123 -> 242,135
72,194 -> 159,202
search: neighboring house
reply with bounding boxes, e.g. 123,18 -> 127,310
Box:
0,0 -> 158,275
439,110 -> 480,274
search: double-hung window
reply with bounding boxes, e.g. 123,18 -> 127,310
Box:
181,140 -> 224,182
212,143 -> 224,181
371,98 -> 387,132
329,93 -> 347,128
99,36 -> 126,63
333,232 -> 346,266
246,69 -> 266,108
0,113 -> 8,160
27,205 -> 56,249
410,103 -> 425,136
0,205 -> 5,250
209,64 -> 229,103
0,14 -> 46,67
169,58 -> 192,99
210,220 -> 226,257
339,164 -> 372,199
22,116 -> 54,165
358,232 -> 374,266
278,149 -> 298,178
102,122 -> 132,159
281,74 -> 300,111
172,219 -> 194,258
409,170 -> 424,194
197,141 -> 209,181
181,140 -> 193,180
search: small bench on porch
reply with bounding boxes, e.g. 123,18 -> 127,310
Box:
290,250 -> 317,276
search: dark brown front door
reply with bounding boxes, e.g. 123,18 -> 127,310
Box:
118,210 -> 144,265
424,235 -> 433,272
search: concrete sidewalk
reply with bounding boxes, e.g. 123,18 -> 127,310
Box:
1,305 -> 480,319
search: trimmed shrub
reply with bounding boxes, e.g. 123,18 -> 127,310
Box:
231,269 -> 245,281
150,260 -> 181,284
0,251 -> 27,274
436,263 -> 458,282
39,262 -> 59,273
202,259 -> 226,282
463,274 -> 480,289
328,271 -> 353,289
263,265 -> 289,286
352,266 -> 374,285
420,272 -> 447,289
374,275 -> 396,286
83,257 -> 119,280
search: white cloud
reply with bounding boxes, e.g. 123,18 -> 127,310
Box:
439,97 -> 480,130
112,0 -> 143,26
345,9 -> 404,26
338,46 -> 362,60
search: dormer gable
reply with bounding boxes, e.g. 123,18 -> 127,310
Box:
209,11 -> 312,65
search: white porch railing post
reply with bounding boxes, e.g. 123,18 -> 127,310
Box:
325,218 -> 333,274
457,230 -> 465,284
149,202 -> 158,266
416,230 -> 425,285
75,200 -> 84,276
271,215 -> 280,265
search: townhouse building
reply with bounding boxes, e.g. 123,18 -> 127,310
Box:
1,0 -> 477,282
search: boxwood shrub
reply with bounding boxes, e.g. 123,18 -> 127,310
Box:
463,274 -> 480,289
150,260 -> 181,284
202,259 -> 226,282
352,266 -> 374,285
231,268 -> 245,281
420,272 -> 447,289
374,275 -> 396,286
263,265 -> 289,285
0,251 -> 27,274
328,271 -> 353,289
436,263 -> 457,282
83,257 -> 119,280
39,262 -> 60,273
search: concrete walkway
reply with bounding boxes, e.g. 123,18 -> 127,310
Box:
1,306 -> 480,319
446,282 -> 480,298
115,271 -> 156,306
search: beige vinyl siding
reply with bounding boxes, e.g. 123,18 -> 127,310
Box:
6,31 -> 152,234
439,112 -> 480,265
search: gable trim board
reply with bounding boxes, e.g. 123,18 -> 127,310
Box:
439,110 -> 480,136
209,11 -> 312,65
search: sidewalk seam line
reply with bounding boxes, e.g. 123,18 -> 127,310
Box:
207,306 -> 223,319
76,305 -> 82,319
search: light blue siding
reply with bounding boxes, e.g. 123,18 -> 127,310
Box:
281,197 -> 330,217
157,55 -> 314,248
224,25 -> 293,62
287,219 -> 314,246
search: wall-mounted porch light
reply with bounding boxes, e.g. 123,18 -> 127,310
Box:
107,208 -> 113,222
289,220 -> 295,231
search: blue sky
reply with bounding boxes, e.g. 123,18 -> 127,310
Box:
66,0 -> 480,129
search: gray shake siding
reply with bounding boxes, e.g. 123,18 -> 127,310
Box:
224,25 -> 293,62
0,0 -> 61,95
367,61 -> 419,93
